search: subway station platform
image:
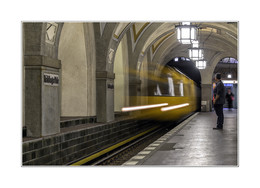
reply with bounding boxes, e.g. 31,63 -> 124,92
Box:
124,109 -> 238,166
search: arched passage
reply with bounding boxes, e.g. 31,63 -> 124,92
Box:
213,57 -> 238,109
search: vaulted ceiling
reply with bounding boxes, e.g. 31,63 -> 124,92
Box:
115,22 -> 237,67
111,22 -> 238,84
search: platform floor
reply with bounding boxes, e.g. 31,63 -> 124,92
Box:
124,109 -> 238,166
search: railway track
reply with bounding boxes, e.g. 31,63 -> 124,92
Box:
69,113 -> 196,166
88,122 -> 176,166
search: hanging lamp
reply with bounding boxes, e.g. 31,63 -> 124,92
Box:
176,22 -> 198,44
195,60 -> 207,69
188,41 -> 204,60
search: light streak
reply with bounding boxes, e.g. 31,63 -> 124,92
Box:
161,103 -> 189,111
121,103 -> 168,112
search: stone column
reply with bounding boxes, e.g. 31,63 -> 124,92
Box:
201,84 -> 213,112
96,71 -> 115,122
24,55 -> 61,137
129,78 -> 142,106
233,84 -> 238,109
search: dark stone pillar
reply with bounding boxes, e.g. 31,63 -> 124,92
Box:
24,55 -> 61,137
96,71 -> 115,122
233,84 -> 238,109
129,78 -> 142,106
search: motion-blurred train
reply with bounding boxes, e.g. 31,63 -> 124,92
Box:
122,57 -> 201,122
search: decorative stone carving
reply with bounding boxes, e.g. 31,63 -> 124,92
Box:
46,22 -> 58,45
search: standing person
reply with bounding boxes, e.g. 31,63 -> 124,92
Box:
226,89 -> 234,111
213,73 -> 225,130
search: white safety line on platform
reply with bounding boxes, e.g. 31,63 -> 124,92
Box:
131,155 -> 146,160
144,147 -> 156,150
154,140 -> 164,143
123,161 -> 139,165
138,151 -> 151,155
150,143 -> 160,147
122,112 -> 199,166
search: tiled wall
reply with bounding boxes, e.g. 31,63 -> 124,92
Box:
22,119 -> 153,165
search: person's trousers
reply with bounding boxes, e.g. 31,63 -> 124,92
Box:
214,104 -> 224,128
228,102 -> 233,109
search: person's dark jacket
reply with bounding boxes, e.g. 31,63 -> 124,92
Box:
213,80 -> 225,104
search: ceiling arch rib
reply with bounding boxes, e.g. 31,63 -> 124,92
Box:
139,23 -> 177,55
132,23 -> 150,42
129,22 -> 151,52
151,35 -> 181,74
134,23 -> 178,72
196,22 -> 237,38
151,31 -> 175,54
127,23 -> 163,70
199,31 -> 237,50
113,22 -> 132,40
136,30 -> 176,72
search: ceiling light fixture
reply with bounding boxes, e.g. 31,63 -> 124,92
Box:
189,41 -> 204,60
195,60 -> 207,69
176,22 -> 198,44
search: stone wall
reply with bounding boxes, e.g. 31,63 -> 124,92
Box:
22,119 -> 154,165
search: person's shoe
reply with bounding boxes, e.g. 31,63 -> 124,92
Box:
213,127 -> 223,130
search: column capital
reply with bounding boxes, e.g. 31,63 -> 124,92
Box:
24,55 -> 61,69
129,78 -> 141,85
96,71 -> 115,79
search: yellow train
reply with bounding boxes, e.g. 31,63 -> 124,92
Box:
124,64 -> 201,122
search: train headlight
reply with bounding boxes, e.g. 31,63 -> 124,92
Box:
161,103 -> 189,112
122,103 -> 169,112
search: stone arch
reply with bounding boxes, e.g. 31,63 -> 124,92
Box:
93,22 -> 117,73
97,23 -> 164,109
96,23 -> 133,114
200,52 -> 237,84
210,54 -> 237,72
107,23 -> 133,72
58,22 -> 96,117
113,34 -> 130,112
124,23 -> 165,105
93,23 -> 123,122
127,23 -> 163,72
212,55 -> 238,80
137,30 -> 175,74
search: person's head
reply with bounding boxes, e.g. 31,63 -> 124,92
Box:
215,73 -> 221,81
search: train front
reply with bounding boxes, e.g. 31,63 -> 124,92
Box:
123,58 -> 201,122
